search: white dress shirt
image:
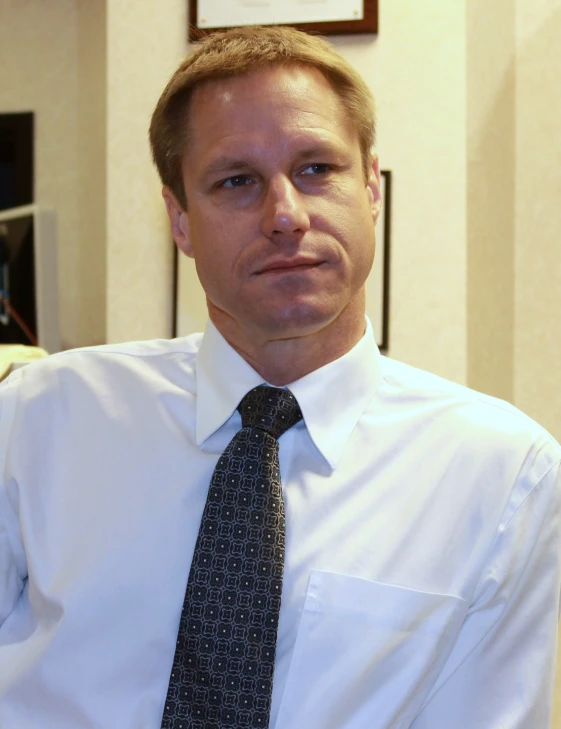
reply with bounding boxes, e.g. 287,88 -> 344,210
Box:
0,319 -> 560,729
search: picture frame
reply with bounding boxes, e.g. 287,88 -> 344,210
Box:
187,0 -> 378,41
172,169 -> 392,352
366,169 -> 391,351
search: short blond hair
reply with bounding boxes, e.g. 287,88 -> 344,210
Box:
149,25 -> 376,208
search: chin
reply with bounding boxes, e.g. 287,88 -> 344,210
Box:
258,303 -> 342,339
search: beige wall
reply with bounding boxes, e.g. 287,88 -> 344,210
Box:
76,0 -> 107,347
515,0 -> 561,442
466,0 -> 515,403
105,0 -> 186,343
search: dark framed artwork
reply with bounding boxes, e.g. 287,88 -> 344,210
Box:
188,0 -> 378,41
172,169 -> 392,352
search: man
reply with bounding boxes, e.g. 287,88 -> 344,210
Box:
0,25 -> 560,729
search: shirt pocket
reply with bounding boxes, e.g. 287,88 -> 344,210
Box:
274,570 -> 468,729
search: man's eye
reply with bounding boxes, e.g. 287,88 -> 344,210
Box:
221,175 -> 252,189
301,163 -> 331,176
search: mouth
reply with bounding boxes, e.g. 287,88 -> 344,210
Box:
255,259 -> 324,275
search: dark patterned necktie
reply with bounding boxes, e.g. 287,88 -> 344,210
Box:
161,385 -> 303,729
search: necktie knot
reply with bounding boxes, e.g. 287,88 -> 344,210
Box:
238,384 -> 302,440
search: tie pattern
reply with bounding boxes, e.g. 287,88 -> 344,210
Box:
161,385 -> 302,729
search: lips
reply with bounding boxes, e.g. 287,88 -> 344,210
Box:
255,258 -> 323,275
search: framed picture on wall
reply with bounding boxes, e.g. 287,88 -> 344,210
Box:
172,169 -> 392,352
187,0 -> 378,41
366,169 -> 391,351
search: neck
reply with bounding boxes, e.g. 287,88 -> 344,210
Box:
209,296 -> 366,386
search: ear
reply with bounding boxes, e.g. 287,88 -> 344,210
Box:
162,186 -> 194,258
366,153 -> 382,226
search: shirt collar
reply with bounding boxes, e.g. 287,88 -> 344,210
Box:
196,318 -> 382,470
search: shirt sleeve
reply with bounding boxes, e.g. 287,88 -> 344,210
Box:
0,370 -> 26,627
411,453 -> 561,729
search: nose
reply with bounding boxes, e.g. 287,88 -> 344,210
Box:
261,176 -> 311,243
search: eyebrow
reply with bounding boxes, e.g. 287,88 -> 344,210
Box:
202,157 -> 252,178
297,144 -> 345,161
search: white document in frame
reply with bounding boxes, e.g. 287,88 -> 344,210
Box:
197,0 -> 364,29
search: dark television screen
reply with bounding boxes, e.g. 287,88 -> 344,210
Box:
0,112 -> 33,212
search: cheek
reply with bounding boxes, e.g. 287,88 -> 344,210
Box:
193,244 -> 228,284
188,231 -> 241,300
338,208 -> 376,280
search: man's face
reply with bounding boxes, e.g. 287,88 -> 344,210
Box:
168,65 -> 381,344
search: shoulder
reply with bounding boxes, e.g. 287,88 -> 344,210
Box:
378,354 -> 556,441
37,332 -> 202,371
377,355 -> 561,513
0,332 -> 204,413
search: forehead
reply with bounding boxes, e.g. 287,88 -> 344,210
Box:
185,65 -> 359,160
191,64 -> 341,112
